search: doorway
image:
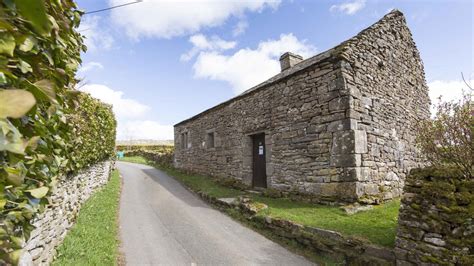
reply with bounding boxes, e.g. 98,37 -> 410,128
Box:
252,133 -> 267,188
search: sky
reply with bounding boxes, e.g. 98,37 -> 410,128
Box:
75,0 -> 473,141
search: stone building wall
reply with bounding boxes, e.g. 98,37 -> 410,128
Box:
175,52 -> 365,202
174,10 -> 429,204
19,160 -> 114,265
395,167 -> 473,265
336,10 -> 431,203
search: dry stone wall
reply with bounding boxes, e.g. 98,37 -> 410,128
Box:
340,10 -> 430,203
175,54 -> 363,202
395,167 -> 474,265
174,10 -> 429,204
19,160 -> 114,265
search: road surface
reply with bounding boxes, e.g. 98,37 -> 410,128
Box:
117,161 -> 312,265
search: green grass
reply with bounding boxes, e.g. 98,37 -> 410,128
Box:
119,157 -> 241,198
53,170 -> 121,266
120,155 -> 400,247
119,155 -> 149,165
256,197 -> 400,247
163,167 -> 243,198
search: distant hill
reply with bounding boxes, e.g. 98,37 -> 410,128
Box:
116,139 -> 174,146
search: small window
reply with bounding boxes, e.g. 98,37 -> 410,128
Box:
181,132 -> 189,149
207,132 -> 215,148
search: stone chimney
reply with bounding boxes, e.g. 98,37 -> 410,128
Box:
279,52 -> 303,71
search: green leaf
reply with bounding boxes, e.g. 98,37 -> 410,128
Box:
43,51 -> 54,65
18,35 -> 37,52
8,249 -> 22,265
0,32 -> 15,56
5,167 -> 24,186
27,187 -> 49,199
26,136 -> 40,150
48,15 -> 59,32
19,59 -> 32,73
14,0 -> 51,36
10,236 -> 24,248
0,89 -> 36,118
0,72 -> 7,85
0,118 -> 27,154
0,140 -> 26,154
34,79 -> 56,101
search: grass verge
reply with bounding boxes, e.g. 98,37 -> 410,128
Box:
118,156 -> 148,165
119,156 -> 399,247
53,169 -> 121,265
256,196 -> 399,247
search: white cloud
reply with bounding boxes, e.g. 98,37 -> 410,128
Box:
330,0 -> 366,15
78,62 -> 104,73
78,84 -> 149,119
428,79 -> 473,114
109,0 -> 281,39
79,16 -> 114,52
78,84 -> 173,140
233,20 -> 249,36
181,34 -> 237,61
192,33 -> 317,94
191,34 -> 237,50
118,120 -> 174,140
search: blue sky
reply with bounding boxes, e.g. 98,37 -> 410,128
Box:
75,0 -> 473,140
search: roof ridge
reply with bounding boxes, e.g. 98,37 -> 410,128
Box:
335,9 -> 406,58
174,10 -> 407,127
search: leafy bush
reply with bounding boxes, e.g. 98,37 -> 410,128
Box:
116,144 -> 174,153
119,145 -> 174,168
68,93 -> 116,169
416,92 -> 473,178
123,149 -> 174,169
0,1 -> 116,263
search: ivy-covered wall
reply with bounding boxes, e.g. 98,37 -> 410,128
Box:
0,1 -> 116,263
395,167 -> 474,265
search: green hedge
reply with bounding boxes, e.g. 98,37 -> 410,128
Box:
123,149 -> 174,169
69,93 -> 116,169
116,144 -> 174,153
0,1 -> 116,263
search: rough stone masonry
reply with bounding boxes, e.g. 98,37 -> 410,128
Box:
174,10 -> 430,204
19,160 -> 114,265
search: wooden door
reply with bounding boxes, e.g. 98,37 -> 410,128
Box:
252,133 -> 267,188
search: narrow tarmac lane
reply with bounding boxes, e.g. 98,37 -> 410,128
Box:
117,161 -> 312,266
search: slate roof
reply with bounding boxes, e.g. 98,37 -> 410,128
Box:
174,10 -> 404,127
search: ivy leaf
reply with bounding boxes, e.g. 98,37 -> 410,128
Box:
19,60 -> 32,73
18,35 -> 37,52
8,249 -> 22,265
65,90 -> 80,99
0,33 -> 15,56
26,187 -> 49,199
5,167 -> 24,186
14,0 -> 51,36
0,72 -> 7,85
0,118 -> 27,154
43,51 -> 54,66
0,140 -> 26,154
48,15 -> 59,32
26,136 -> 41,150
0,89 -> 36,118
10,236 -> 24,248
34,80 -> 56,101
